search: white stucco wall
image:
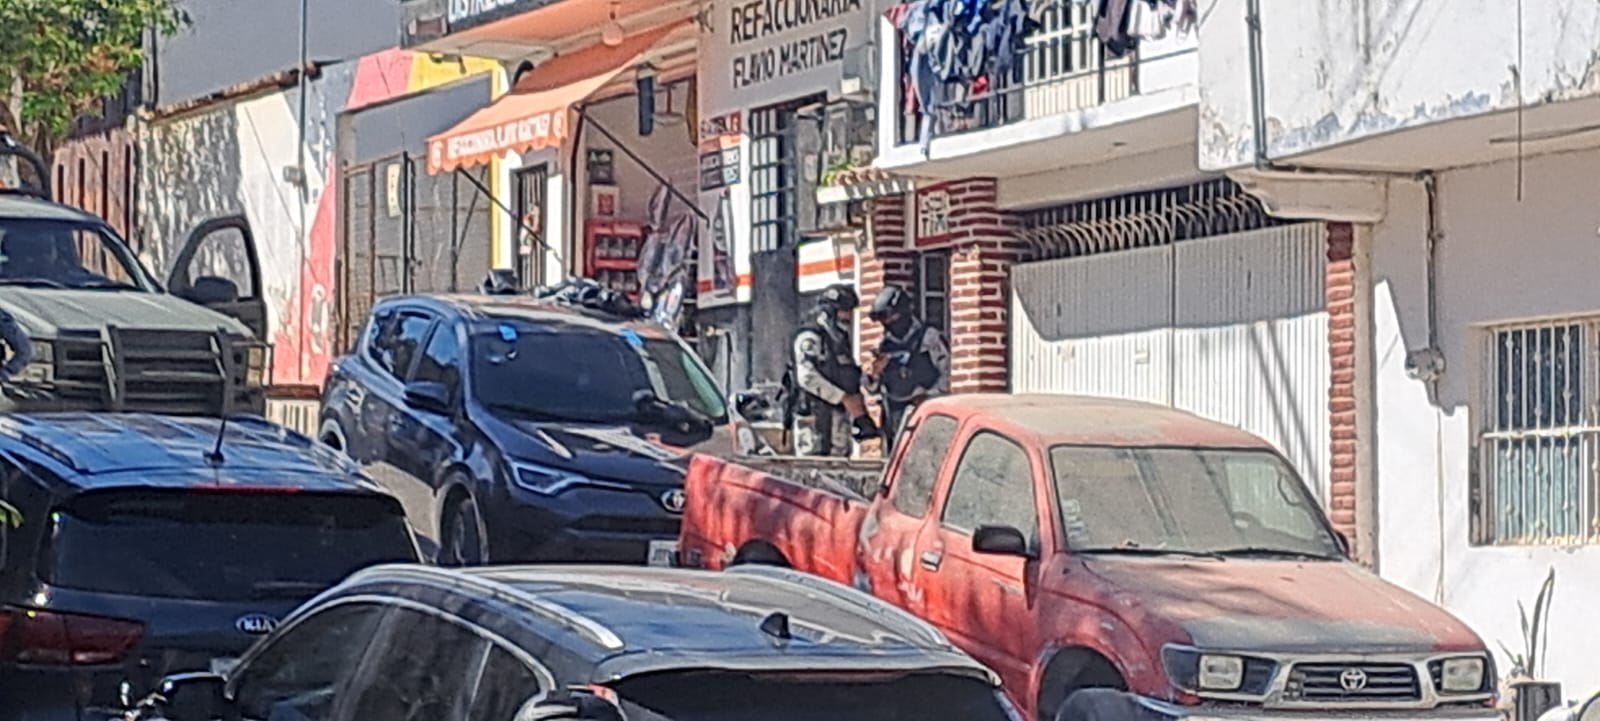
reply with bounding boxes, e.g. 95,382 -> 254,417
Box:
1196,0 -> 1600,170
1372,145 -> 1600,695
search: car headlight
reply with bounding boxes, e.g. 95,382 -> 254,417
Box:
511,462 -> 586,496
1161,647 -> 1257,694
18,339 -> 52,383
244,345 -> 270,388
1440,657 -> 1486,692
1197,654 -> 1245,691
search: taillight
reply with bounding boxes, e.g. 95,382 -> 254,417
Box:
0,606 -> 144,666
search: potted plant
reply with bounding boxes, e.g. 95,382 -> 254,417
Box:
1501,567 -> 1560,721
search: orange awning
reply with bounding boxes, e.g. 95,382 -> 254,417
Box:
425,21 -> 689,175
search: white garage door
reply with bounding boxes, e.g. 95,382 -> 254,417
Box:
1010,223 -> 1331,500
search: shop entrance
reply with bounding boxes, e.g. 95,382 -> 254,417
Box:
514,164 -> 550,287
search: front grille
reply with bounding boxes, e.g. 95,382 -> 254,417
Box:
1285,662 -> 1421,703
51,329 -> 235,415
113,329 -> 229,414
572,515 -> 681,536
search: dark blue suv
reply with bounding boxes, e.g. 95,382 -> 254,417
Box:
135,564 -> 1021,721
318,290 -> 756,567
0,413 -> 421,721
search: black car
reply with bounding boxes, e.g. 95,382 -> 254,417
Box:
137,563 -> 1023,721
318,290 -> 757,567
0,413 -> 422,721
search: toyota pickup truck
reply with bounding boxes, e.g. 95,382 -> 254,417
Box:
0,132 -> 269,415
679,393 -> 1500,721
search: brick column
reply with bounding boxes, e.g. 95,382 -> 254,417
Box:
856,195 -> 915,364
945,179 -> 1019,394
1326,223 -> 1359,551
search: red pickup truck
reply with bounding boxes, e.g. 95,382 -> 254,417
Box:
679,394 -> 1499,721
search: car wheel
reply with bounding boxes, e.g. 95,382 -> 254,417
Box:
439,495 -> 489,567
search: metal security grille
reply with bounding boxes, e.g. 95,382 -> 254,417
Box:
338,151 -> 492,353
1477,318 -> 1600,545
514,164 -> 550,287
1017,178 -> 1281,261
749,98 -> 819,253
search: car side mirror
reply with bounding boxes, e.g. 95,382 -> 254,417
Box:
186,276 -> 241,305
151,672 -> 228,721
972,525 -> 1032,558
403,381 -> 453,415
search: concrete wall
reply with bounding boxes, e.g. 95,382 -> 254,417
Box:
1371,145 -> 1600,694
1196,0 -> 1600,170
139,51 -> 498,387
152,0 -> 401,106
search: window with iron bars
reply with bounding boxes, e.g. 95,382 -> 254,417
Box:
1475,318 -> 1600,546
749,97 -> 821,253
913,250 -> 951,341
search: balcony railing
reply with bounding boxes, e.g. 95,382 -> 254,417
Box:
894,0 -> 1195,146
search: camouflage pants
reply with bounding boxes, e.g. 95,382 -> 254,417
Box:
792,408 -> 851,457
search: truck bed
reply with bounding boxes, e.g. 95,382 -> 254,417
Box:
679,454 -> 885,585
719,455 -> 887,501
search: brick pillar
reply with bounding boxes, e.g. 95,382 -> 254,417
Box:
945,179 -> 1018,394
1326,222 -> 1359,551
857,195 -> 915,365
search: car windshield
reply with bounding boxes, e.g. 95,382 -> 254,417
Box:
469,317 -> 728,424
612,671 -> 1018,721
40,489 -> 417,601
0,218 -> 155,291
1050,446 -> 1344,559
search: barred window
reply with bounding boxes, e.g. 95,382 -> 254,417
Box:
1476,319 -> 1599,545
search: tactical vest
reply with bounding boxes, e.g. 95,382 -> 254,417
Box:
878,323 -> 940,402
782,321 -> 862,419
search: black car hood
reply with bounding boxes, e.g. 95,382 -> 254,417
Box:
484,412 -> 736,487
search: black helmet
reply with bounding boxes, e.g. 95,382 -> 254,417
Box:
869,285 -> 915,322
817,283 -> 859,313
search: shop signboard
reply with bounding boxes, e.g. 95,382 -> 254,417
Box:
698,111 -> 743,191
704,0 -> 872,111
914,184 -> 954,248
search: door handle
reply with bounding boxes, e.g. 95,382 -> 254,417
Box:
920,550 -> 942,571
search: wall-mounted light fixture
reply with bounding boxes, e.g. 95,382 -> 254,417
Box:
602,0 -> 626,47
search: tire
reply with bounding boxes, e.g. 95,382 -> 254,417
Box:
1056,689 -> 1158,721
730,542 -> 789,567
438,494 -> 489,567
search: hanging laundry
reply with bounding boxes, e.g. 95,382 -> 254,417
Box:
1174,0 -> 1197,36
1095,0 -> 1137,58
1128,0 -> 1167,42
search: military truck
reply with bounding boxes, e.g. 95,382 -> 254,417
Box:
0,130 -> 269,416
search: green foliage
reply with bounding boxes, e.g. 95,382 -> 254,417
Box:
1498,566 -> 1556,678
0,0 -> 185,140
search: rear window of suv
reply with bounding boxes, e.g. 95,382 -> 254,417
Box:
37,489 -> 417,601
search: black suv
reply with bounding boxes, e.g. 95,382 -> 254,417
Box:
0,413 -> 421,721
319,288 -> 757,566
135,564 -> 1022,721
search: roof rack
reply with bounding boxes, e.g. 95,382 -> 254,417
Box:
0,128 -> 52,201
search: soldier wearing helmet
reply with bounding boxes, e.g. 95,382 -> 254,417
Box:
782,283 -> 878,456
865,284 -> 949,451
